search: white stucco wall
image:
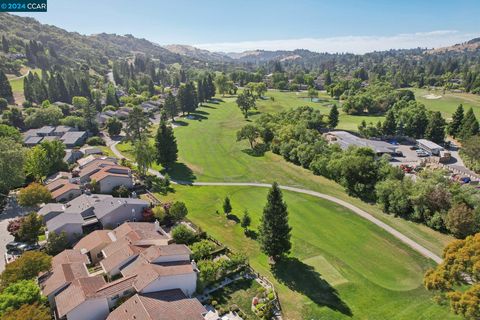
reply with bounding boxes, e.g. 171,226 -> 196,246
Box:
141,272 -> 197,297
66,298 -> 109,320
99,204 -> 146,228
99,176 -> 133,193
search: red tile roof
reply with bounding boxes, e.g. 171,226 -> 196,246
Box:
106,290 -> 206,320
52,249 -> 89,267
74,230 -> 113,252
55,275 -> 107,318
40,262 -> 89,296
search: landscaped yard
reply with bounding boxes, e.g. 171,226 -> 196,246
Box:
208,278 -> 262,319
158,185 -> 458,319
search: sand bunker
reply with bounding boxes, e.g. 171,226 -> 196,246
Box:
423,94 -> 442,100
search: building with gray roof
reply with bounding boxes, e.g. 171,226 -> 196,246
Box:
60,131 -> 87,148
46,212 -> 85,242
325,131 -> 397,155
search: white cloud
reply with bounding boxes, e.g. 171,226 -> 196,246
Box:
194,30 -> 477,54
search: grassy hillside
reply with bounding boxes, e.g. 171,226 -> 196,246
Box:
157,185 -> 457,319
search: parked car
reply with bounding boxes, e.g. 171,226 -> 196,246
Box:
417,151 -> 429,157
6,241 -> 21,251
410,146 -> 419,150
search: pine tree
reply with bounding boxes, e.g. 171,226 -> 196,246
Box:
259,182 -> 291,261
328,105 -> 339,129
425,111 -> 446,143
105,83 -> 119,107
176,84 -> 188,115
2,35 -> 9,53
460,108 -> 479,140
382,110 -> 396,136
197,79 -> 205,105
155,121 -> 178,170
47,74 -> 58,102
206,74 -> 216,99
164,92 -> 177,121
223,196 -> 232,214
448,104 -> 464,138
241,209 -> 251,231
0,70 -> 13,103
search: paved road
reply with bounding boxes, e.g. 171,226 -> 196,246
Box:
107,140 -> 443,264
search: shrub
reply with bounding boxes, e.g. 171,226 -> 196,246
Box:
169,201 -> 188,222
112,185 -> 130,197
190,240 -> 216,261
152,205 -> 165,222
171,225 -> 197,245
86,136 -> 105,146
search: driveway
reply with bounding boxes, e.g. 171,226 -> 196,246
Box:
0,197 -> 32,272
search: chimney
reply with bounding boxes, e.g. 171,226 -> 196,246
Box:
154,220 -> 160,231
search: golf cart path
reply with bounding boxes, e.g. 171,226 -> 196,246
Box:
108,140 -> 442,264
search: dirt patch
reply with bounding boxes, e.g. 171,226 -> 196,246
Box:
423,94 -> 442,100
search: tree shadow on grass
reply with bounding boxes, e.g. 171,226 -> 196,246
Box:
271,257 -> 352,316
192,110 -> 209,116
201,104 -> 217,109
186,113 -> 208,121
167,162 -> 196,184
226,213 -> 240,223
173,120 -> 189,126
241,144 -> 267,157
244,229 -> 258,240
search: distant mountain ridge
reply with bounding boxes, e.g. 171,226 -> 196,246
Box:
164,44 -> 232,62
427,37 -> 480,54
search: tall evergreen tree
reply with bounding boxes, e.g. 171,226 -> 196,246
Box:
0,70 -> 13,103
164,92 -> 177,121
176,84 -> 188,115
2,35 -> 9,53
328,105 -> 339,129
425,111 -> 446,143
206,74 -> 216,100
155,121 -> 178,170
185,81 -> 198,114
460,108 -> 479,140
125,106 -> 149,141
448,104 -> 464,138
197,79 -> 205,105
56,74 -> 70,103
259,182 -> 291,262
383,110 -> 396,136
105,83 -> 119,107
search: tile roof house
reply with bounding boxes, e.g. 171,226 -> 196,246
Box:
73,230 -> 113,264
40,262 -> 89,304
46,178 -> 82,202
109,221 -> 170,247
89,166 -> 133,194
122,260 -> 197,296
43,222 -> 200,320
76,155 -> 117,169
52,249 -> 90,267
55,275 -> 108,320
106,289 -> 207,320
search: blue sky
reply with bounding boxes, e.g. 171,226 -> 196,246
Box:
17,0 -> 480,53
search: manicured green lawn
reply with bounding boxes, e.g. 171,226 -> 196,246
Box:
412,88 -> 480,119
117,92 -> 454,256
8,68 -> 42,93
159,185 -> 458,320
